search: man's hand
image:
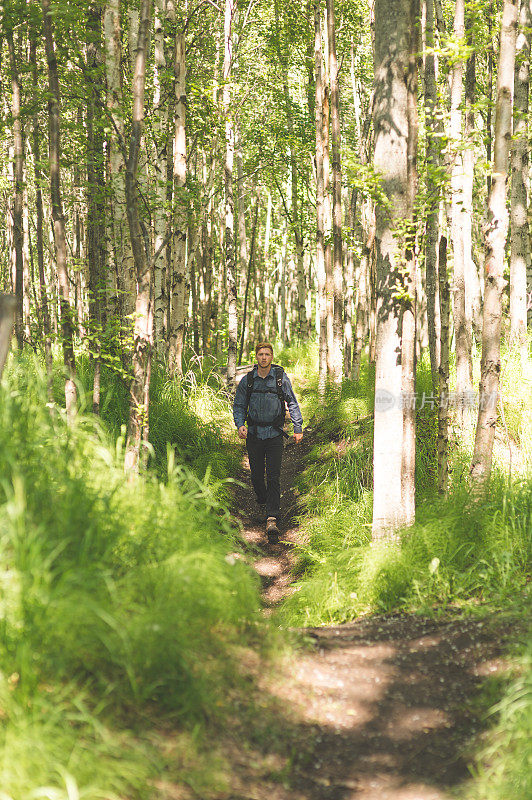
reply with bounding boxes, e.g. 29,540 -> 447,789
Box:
294,432 -> 303,444
238,425 -> 248,440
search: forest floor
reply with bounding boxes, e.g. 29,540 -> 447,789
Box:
198,429 -> 519,800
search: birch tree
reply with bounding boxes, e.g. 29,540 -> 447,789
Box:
450,0 -> 473,422
224,0 -> 237,389
471,0 -> 519,484
372,0 -> 419,537
42,0 -> 77,417
315,0 -> 327,395
168,29 -> 187,377
510,0 -> 531,359
124,0 -> 152,472
327,0 -> 343,384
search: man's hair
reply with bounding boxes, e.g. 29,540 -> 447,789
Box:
255,341 -> 274,355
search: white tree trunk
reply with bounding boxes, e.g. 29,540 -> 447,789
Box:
510,0 -> 531,359
168,31 -> 188,376
224,0 -> 238,389
327,0 -> 343,383
153,0 -> 169,355
471,0 -> 518,484
450,0 -> 473,423
372,0 -> 418,537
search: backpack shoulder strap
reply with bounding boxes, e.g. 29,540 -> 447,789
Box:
245,366 -> 256,410
274,365 -> 285,402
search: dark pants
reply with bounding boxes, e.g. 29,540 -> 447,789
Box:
246,433 -> 283,519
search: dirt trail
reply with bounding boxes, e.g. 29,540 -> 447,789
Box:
225,432 -> 511,800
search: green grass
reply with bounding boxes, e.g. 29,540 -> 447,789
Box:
71,356 -> 239,483
272,340 -> 531,626
0,353 -> 264,798
273,338 -> 531,800
464,617 -> 532,800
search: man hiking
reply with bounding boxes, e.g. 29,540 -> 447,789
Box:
233,342 -> 303,544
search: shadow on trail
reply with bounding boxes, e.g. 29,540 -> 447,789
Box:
225,613 -> 510,800
226,424 -> 512,799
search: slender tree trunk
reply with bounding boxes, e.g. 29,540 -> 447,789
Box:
372,0 -> 419,537
352,240 -> 370,381
235,125 -> 248,303
344,189 -> 355,376
42,0 -> 77,416
315,0 -> 328,396
401,6 -> 419,525
124,0 -> 152,472
437,234 -> 450,493
87,1 -> 107,414
424,0 -> 441,393
189,221 -> 200,355
168,30 -> 187,376
153,0 -> 169,356
22,192 -> 31,344
274,0 -> 307,340
0,295 -> 16,378
487,1 -> 494,196
7,32 -> 24,350
327,0 -> 343,383
510,0 -> 531,358
450,0 -> 473,422
238,198 -> 259,364
224,0 -> 238,389
104,0 -> 133,328
471,0 -> 518,484
323,51 -> 334,379
464,16 -> 481,343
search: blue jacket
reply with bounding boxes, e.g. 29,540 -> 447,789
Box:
233,365 -> 303,440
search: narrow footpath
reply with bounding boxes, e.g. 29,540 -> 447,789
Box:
224,431 -> 513,800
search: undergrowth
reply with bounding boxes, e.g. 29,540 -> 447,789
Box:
276,342 -> 531,626
71,355 -> 239,483
0,353 -> 264,799
276,338 -> 531,800
464,616 -> 532,800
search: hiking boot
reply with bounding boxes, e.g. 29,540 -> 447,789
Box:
266,516 -> 280,544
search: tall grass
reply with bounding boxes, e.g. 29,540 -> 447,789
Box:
465,621 -> 532,800
0,353 -> 262,798
273,341 -> 531,627
73,356 -> 239,482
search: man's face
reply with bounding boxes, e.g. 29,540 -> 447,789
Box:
257,348 -> 273,369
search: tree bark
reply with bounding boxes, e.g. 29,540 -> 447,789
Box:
372,0 -> 419,537
168,30 -> 188,377
401,4 -> 419,526
315,0 -> 328,396
437,234 -> 450,493
0,295 -> 16,378
274,0 -> 308,340
316,9 -> 327,379
86,1 -> 107,414
124,0 -> 152,472
464,15 -> 482,342
424,0 -> 441,394
224,0 -> 238,390
6,31 -> 24,350
450,0 -> 473,423
510,0 -> 531,357
238,198 -> 259,364
42,0 -> 77,417
327,0 -> 343,384
344,189 -> 355,376
470,0 -> 518,485
104,0 -> 133,328
153,0 -> 169,356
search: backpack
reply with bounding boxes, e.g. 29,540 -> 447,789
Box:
245,364 -> 289,437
